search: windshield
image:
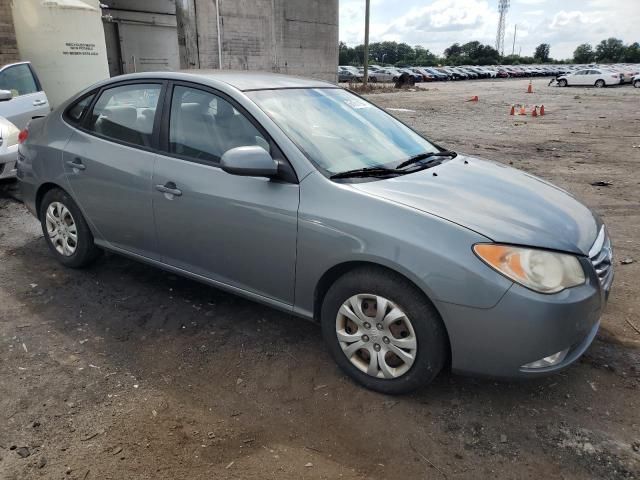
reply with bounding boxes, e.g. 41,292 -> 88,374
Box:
246,88 -> 437,174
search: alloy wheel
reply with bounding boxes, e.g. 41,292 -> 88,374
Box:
45,202 -> 78,256
335,294 -> 417,379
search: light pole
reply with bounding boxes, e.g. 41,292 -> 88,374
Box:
363,0 -> 370,86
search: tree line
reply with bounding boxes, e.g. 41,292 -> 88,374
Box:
339,38 -> 640,66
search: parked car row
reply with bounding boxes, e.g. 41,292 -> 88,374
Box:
338,63 -> 640,86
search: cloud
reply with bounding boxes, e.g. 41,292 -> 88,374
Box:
339,0 -> 640,58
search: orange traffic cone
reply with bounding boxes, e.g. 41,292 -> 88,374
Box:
531,106 -> 538,117
527,81 -> 533,94
466,95 -> 479,102
518,105 -> 526,115
509,105 -> 515,115
539,105 -> 545,116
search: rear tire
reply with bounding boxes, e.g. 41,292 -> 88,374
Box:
321,267 -> 447,394
558,79 -> 568,87
39,188 -> 101,268
594,79 -> 605,88
634,80 -> 640,88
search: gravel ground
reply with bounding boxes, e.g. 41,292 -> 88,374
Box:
0,78 -> 639,479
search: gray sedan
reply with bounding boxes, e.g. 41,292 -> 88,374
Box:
17,71 -> 612,394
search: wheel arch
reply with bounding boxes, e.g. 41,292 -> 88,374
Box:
312,260 -> 452,362
35,182 -> 66,220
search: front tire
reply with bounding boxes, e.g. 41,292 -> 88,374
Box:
39,188 -> 101,268
321,267 -> 447,394
634,80 -> 640,88
595,79 -> 605,88
558,79 -> 568,87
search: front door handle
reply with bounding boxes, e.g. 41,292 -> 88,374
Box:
33,99 -> 47,106
66,158 -> 86,170
155,182 -> 182,197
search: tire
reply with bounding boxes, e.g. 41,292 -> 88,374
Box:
39,188 -> 101,268
558,79 -> 568,87
370,76 -> 378,83
634,80 -> 639,88
594,79 -> 605,88
321,267 -> 447,394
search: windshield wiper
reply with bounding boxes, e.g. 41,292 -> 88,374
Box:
396,150 -> 457,170
329,166 -> 405,180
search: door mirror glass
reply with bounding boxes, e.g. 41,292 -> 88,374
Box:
0,89 -> 12,102
220,146 -> 278,177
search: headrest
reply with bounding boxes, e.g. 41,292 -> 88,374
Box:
103,105 -> 137,127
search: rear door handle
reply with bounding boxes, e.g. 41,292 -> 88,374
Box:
66,158 -> 86,170
155,182 -> 182,197
33,99 -> 47,106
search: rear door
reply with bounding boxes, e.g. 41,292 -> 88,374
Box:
152,83 -> 300,304
63,81 -> 164,259
0,63 -> 49,129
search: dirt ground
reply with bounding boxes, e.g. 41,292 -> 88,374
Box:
1,78 -> 639,480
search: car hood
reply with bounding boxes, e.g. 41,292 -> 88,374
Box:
352,155 -> 599,255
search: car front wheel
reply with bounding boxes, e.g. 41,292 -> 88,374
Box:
558,79 -> 568,87
594,79 -> 605,88
321,267 -> 447,394
39,188 -> 101,268
634,80 -> 640,88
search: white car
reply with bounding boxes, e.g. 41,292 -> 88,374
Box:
557,68 -> 622,88
0,116 -> 20,180
0,62 -> 50,130
634,74 -> 640,88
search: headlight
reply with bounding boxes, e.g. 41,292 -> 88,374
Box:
473,244 -> 586,294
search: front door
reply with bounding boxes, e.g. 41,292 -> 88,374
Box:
63,82 -> 163,259
0,63 -> 49,129
152,84 -> 299,304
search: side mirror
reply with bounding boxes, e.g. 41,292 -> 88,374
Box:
220,146 -> 278,177
0,90 -> 13,102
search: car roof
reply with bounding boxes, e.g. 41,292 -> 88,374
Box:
92,70 -> 336,92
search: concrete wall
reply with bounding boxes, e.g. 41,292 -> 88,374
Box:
192,0 -> 338,82
0,0 -> 19,65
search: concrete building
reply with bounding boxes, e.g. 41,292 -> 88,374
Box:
1,0 -> 338,81
101,0 -> 339,81
0,0 -> 19,65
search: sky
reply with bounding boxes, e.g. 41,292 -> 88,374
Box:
339,0 -> 639,59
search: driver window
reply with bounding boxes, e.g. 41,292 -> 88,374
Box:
0,64 -> 38,97
169,85 -> 269,163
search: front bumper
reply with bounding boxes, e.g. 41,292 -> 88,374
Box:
0,143 -> 18,180
436,258 -> 609,379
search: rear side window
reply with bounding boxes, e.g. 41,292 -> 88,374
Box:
85,83 -> 161,148
0,64 -> 38,97
65,93 -> 96,124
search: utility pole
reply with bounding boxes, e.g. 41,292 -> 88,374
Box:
511,24 -> 517,56
495,0 -> 510,56
363,0 -> 370,86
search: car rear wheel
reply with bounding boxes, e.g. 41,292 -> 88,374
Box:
558,79 -> 568,87
370,76 -> 378,83
594,79 -> 605,88
40,188 -> 101,268
634,80 -> 640,88
321,267 -> 447,394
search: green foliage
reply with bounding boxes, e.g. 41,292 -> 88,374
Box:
595,37 -> 626,63
573,43 -> 595,63
338,37 -> 640,67
534,43 -> 551,62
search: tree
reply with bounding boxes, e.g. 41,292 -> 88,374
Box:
595,37 -> 625,63
573,43 -> 595,63
624,42 -> 640,63
534,43 -> 551,62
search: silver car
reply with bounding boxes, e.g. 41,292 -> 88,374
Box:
0,61 -> 50,179
17,71 -> 612,394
